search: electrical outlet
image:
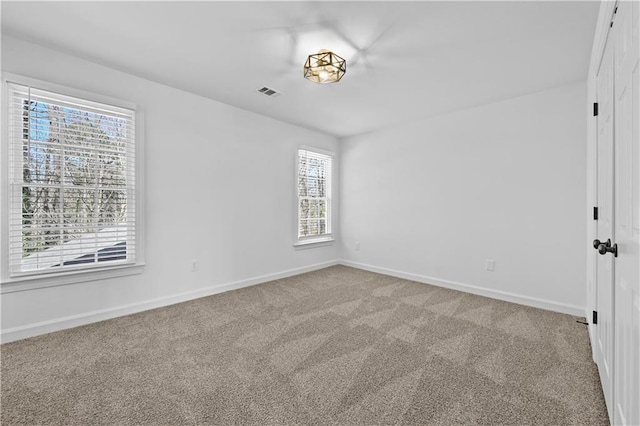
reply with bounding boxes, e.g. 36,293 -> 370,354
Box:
355,242 -> 361,251
191,259 -> 199,272
485,259 -> 495,272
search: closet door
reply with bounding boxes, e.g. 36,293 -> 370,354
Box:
612,1 -> 640,425
595,31 -> 615,419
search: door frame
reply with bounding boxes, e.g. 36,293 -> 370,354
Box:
587,1 -> 618,363
587,2 -> 618,423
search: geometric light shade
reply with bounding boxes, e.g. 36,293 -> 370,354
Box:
303,49 -> 346,84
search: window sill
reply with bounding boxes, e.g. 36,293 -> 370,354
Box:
1,263 -> 145,294
294,237 -> 335,250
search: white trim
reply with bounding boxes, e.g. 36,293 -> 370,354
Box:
0,72 -> 10,290
0,259 -> 339,343
585,0 -> 616,369
2,258 -> 588,343
340,260 -> 585,317
0,72 -> 145,289
295,146 -> 334,245
298,145 -> 334,157
1,72 -> 137,111
294,237 -> 335,249
588,2 -> 617,80
1,264 -> 145,294
135,108 -> 146,270
586,306 -> 597,363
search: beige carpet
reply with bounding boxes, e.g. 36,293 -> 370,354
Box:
1,265 -> 608,425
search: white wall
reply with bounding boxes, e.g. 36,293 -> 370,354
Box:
1,36 -> 339,341
0,34 -> 588,342
340,82 -> 587,315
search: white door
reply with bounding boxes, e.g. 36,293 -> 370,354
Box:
612,2 -> 640,425
595,30 -> 615,419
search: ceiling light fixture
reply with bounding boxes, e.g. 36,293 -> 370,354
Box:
303,49 -> 346,84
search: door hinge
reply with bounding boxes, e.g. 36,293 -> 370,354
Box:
593,310 -> 598,325
593,206 -> 598,220
593,102 -> 599,116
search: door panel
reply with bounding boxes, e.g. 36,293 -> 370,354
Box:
613,2 -> 640,425
596,32 -> 615,419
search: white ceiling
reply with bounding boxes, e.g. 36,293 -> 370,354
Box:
1,1 -> 599,138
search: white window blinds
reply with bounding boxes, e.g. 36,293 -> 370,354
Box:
7,82 -> 137,276
297,149 -> 332,240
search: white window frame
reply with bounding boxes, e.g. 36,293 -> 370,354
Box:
0,73 -> 145,293
295,146 -> 334,247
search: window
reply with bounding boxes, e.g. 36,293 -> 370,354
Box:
297,148 -> 333,244
3,79 -> 139,280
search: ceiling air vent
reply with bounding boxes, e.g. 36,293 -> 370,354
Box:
257,86 -> 281,97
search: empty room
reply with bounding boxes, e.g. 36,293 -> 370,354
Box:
1,1 -> 638,425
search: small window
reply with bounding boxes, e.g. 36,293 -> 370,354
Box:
4,81 -> 138,279
297,148 -> 333,244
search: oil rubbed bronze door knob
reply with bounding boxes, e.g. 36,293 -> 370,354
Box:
597,240 -> 618,257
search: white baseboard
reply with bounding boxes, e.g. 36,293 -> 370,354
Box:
2,258 -> 585,343
1,260 -> 339,344
340,260 -> 585,317
586,306 -> 597,363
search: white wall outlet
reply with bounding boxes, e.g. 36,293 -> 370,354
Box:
485,259 -> 495,272
355,242 -> 361,251
191,259 -> 199,272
